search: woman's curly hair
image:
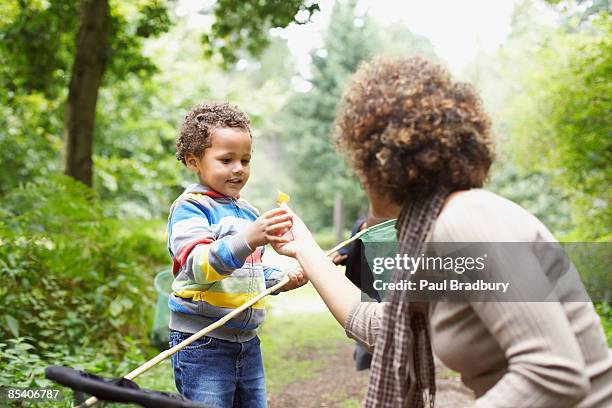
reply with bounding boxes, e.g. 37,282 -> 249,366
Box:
335,55 -> 493,203
176,102 -> 251,165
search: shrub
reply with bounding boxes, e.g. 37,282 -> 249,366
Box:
595,302 -> 612,347
0,174 -> 169,395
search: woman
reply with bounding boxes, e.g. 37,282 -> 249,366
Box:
274,56 -> 612,407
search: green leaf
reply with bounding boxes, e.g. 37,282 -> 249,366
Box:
109,299 -> 123,317
5,314 -> 19,337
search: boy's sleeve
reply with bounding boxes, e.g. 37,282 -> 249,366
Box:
262,265 -> 287,296
170,199 -> 253,284
257,245 -> 287,291
263,265 -> 286,289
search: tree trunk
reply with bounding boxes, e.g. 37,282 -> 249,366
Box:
64,0 -> 109,186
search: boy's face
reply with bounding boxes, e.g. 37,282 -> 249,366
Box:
186,127 -> 252,198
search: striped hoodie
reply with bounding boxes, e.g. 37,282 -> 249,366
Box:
167,184 -> 285,342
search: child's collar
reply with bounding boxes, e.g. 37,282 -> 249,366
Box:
182,183 -> 240,200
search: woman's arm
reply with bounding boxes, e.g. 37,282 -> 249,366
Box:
273,209 -> 364,327
472,301 -> 589,408
291,234 -> 363,327
287,238 -> 385,349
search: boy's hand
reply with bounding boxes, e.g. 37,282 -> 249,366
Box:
245,208 -> 293,249
279,267 -> 309,292
331,251 -> 348,265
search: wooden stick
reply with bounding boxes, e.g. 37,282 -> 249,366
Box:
75,236 -> 359,408
325,228 -> 368,256
75,275 -> 291,408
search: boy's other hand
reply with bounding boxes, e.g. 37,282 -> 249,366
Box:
245,208 -> 293,249
279,267 -> 309,292
331,252 -> 348,265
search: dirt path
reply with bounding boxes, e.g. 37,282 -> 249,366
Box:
264,249 -> 475,407
268,340 -> 474,408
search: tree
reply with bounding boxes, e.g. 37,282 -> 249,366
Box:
0,1 -> 171,188
509,15 -> 611,240
277,0 -> 438,234
64,0 -> 110,186
471,0 -> 611,240
0,0 -> 319,187
276,0 -> 377,233
203,0 -> 320,66
461,0 -> 579,238
544,0 -> 611,22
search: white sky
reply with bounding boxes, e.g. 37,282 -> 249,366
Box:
178,0 -> 524,83
279,0 -> 519,78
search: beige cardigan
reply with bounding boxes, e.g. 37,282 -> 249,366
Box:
346,189 -> 612,407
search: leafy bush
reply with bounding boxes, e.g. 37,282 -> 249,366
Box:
0,175 -> 169,397
595,302 -> 612,347
0,336 -> 154,407
508,17 -> 611,241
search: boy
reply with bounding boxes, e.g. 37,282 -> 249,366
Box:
167,102 -> 301,407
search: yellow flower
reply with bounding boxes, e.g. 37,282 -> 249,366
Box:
276,190 -> 290,206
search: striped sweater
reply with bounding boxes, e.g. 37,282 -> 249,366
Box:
167,184 -> 285,342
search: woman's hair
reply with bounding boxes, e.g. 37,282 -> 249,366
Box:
335,55 -> 493,203
176,102 -> 251,165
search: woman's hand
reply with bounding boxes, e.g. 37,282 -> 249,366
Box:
271,206 -> 317,258
272,206 -> 362,328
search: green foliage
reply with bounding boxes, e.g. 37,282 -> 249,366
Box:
0,336 -> 157,407
0,1 -> 173,197
203,0 -> 320,66
0,1 -> 171,98
276,0 -> 439,231
0,0 -> 317,216
105,1 -> 172,83
93,72 -> 185,218
275,0 -> 376,230
595,302 -> 612,346
0,1 -> 77,98
544,0 -> 611,22
464,1 -> 610,241
0,93 -> 64,195
487,161 -> 574,238
0,175 -> 166,375
508,16 -> 611,241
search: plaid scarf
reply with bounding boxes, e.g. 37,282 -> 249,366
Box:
365,189 -> 448,408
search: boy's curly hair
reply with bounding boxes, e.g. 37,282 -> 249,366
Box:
335,55 -> 493,203
176,102 -> 251,165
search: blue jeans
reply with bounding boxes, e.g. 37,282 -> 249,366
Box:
169,330 -> 267,408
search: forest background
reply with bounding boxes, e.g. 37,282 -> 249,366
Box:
0,0 -> 610,404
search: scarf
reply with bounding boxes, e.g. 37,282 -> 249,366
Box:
365,189 -> 448,408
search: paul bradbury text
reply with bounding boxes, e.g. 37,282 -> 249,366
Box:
373,279 -> 510,293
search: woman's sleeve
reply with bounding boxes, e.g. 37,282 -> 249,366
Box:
344,301 -> 385,353
473,300 -> 590,407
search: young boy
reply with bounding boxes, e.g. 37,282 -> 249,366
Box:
167,102 -> 300,407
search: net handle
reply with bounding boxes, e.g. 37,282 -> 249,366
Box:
76,232 -> 367,408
